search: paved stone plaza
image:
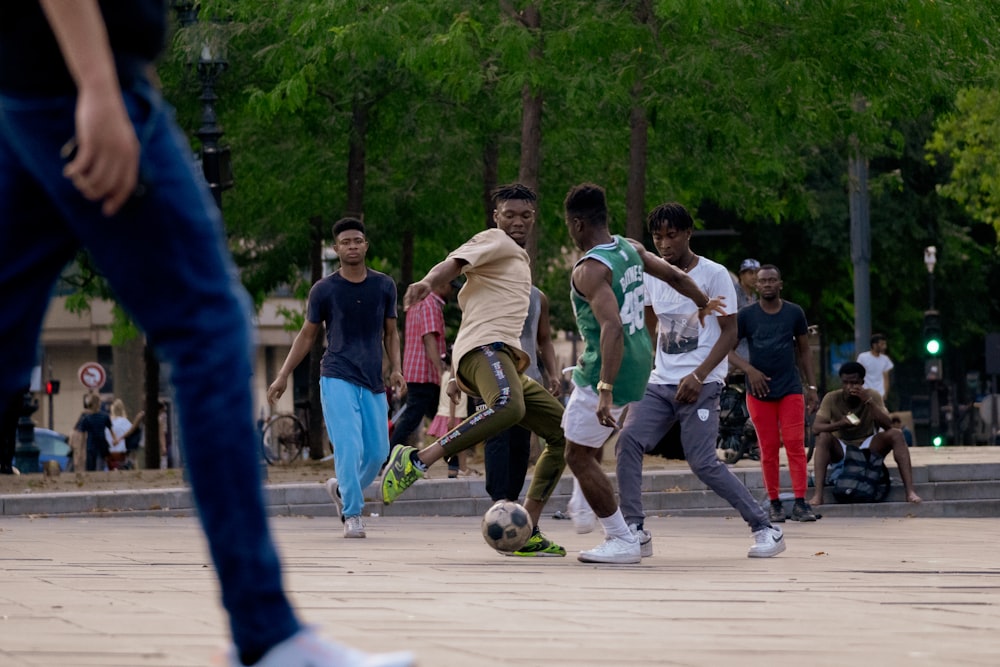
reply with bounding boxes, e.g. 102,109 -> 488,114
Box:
1,514 -> 998,666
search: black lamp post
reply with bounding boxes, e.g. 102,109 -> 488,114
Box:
196,45 -> 233,210
170,1 -> 233,210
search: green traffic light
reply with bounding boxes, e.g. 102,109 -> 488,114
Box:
932,435 -> 944,447
925,339 -> 941,355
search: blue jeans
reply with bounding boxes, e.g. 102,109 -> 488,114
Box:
319,377 -> 389,517
0,80 -> 300,655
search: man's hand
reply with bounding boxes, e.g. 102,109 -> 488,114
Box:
266,376 -> 287,405
389,370 -> 406,397
64,89 -> 140,216
675,375 -> 702,403
446,379 -> 463,405
403,280 -> 431,310
595,391 -> 616,428
695,296 -> 727,326
746,367 -> 771,398
546,376 -> 562,398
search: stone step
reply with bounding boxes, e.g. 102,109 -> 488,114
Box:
3,460 -> 998,519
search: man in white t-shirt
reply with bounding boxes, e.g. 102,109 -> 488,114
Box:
615,202 -> 786,559
857,333 -> 893,401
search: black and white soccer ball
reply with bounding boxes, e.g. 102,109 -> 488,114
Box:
481,500 -> 533,552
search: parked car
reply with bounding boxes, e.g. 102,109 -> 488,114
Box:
8,428 -> 73,473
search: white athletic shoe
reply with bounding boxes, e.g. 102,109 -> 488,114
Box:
748,525 -> 786,558
578,535 -> 641,564
324,477 -> 343,521
628,523 -> 653,558
226,628 -> 415,667
344,516 -> 366,539
567,495 -> 597,534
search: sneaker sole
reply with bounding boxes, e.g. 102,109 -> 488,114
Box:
503,550 -> 566,558
324,478 -> 344,522
577,552 -> 642,564
639,541 -> 653,558
790,515 -> 817,522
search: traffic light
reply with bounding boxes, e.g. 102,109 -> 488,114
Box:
45,379 -> 60,395
922,310 -> 942,356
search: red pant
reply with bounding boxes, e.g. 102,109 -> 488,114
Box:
747,393 -> 808,499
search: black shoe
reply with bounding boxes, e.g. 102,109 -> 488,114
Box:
768,500 -> 786,523
790,499 -> 817,522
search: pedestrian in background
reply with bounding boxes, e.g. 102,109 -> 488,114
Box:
857,333 -> 894,402
730,264 -> 819,523
268,218 -> 405,540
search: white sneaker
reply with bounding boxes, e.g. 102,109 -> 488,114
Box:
344,516 -> 366,539
227,628 -> 414,667
628,523 -> 653,558
748,525 -> 785,558
567,495 -> 596,534
578,535 -> 641,564
325,477 -> 343,521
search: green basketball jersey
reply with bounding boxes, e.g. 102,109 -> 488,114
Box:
571,236 -> 653,405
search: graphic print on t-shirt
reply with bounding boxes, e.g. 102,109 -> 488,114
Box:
658,312 -> 700,355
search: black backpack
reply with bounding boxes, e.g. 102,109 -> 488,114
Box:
832,445 -> 891,503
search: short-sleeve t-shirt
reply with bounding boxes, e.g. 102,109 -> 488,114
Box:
857,351 -> 894,396
76,412 -> 113,453
645,255 -> 737,386
815,388 -> 886,446
736,300 -> 809,400
448,228 -> 531,373
308,269 -> 397,394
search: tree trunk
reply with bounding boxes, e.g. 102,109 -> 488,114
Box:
308,216 -> 326,460
626,84 -> 649,241
345,101 -> 367,219
400,228 -> 414,287
518,4 -> 542,279
112,336 -> 145,417
143,346 -> 161,470
482,136 -> 499,228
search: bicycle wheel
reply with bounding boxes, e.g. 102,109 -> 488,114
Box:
261,415 -> 308,464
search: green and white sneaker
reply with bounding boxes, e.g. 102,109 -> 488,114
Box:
381,444 -> 424,504
506,530 -> 567,557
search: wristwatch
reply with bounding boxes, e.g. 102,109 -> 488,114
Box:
596,381 -> 614,393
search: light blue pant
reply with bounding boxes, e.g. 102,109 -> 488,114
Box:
0,79 -> 299,656
320,377 -> 390,517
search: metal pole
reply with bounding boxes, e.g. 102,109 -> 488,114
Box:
849,151 -> 871,357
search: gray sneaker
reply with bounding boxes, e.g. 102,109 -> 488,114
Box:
628,523 -> 653,558
344,515 -> 366,539
324,477 -> 344,522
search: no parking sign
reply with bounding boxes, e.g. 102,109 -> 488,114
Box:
78,362 -> 107,390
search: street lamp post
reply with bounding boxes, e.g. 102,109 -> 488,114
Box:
196,44 -> 233,210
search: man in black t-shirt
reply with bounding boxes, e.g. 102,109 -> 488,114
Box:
730,264 -> 819,523
75,393 -> 113,471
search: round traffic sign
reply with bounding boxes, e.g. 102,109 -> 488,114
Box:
78,362 -> 107,390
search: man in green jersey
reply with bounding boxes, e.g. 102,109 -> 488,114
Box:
562,184 -> 720,564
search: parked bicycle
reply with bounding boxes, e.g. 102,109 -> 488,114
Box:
260,401 -> 310,464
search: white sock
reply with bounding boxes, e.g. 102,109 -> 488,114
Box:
599,508 -> 635,541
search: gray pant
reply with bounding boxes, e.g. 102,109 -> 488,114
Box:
616,382 -> 769,532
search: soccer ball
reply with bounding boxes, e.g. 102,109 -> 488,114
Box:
481,500 -> 533,552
